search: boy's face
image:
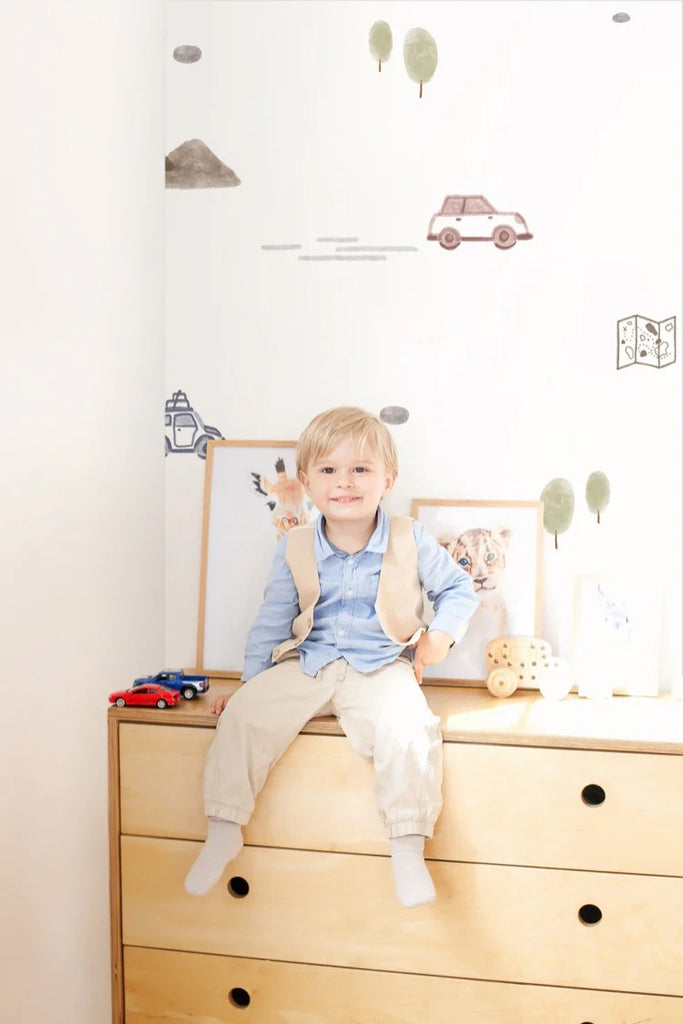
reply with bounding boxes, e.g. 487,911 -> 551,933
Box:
300,437 -> 396,526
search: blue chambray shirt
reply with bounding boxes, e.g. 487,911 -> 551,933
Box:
241,507 -> 478,681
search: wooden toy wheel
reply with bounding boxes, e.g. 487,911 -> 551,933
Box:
486,667 -> 518,698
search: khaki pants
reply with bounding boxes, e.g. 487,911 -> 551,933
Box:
203,657 -> 443,838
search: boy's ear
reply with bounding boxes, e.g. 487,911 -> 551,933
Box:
384,469 -> 398,493
298,469 -> 310,493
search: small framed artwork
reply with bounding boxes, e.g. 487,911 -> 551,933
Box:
196,440 -> 318,676
571,574 -> 661,697
411,499 -> 544,685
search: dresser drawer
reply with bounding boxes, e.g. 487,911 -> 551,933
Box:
119,724 -> 384,852
441,741 -> 683,875
123,946 -> 683,1024
119,723 -> 683,874
121,836 -> 683,996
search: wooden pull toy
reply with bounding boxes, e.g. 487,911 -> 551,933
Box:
486,636 -> 571,699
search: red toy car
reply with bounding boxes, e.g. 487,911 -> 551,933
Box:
109,683 -> 180,709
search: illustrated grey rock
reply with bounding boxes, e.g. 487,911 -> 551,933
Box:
379,406 -> 409,425
173,45 -> 202,63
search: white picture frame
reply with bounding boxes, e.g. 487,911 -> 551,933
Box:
411,499 -> 544,685
571,573 -> 661,698
196,440 -> 317,676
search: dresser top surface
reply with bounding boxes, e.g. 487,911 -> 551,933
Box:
108,680 -> 683,753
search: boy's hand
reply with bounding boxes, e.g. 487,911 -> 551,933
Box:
413,630 -> 453,685
210,693 -> 232,716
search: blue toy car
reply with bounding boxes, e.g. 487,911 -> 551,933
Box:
132,669 -> 210,701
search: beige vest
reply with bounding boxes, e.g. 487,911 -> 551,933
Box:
271,516 -> 426,663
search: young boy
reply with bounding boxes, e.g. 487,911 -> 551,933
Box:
185,407 -> 477,907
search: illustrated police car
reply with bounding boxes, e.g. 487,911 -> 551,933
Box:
165,390 -> 223,459
427,195 -> 533,250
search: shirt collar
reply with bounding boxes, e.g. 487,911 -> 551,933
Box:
315,506 -> 389,561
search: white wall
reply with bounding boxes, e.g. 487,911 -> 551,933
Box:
165,0 -> 681,687
0,3 -> 677,1021
1,5 -> 165,1023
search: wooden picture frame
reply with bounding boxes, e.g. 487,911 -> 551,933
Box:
411,499 -> 544,686
196,440 -> 317,676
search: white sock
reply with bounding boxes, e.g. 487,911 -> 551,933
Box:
390,834 -> 436,908
184,818 -> 243,896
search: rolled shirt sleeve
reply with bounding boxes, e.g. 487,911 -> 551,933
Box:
241,536 -> 300,681
413,520 -> 478,644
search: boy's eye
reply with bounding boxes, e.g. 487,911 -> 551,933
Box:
320,467 -> 335,474
353,466 -> 368,473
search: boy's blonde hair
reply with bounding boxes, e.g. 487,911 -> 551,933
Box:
296,407 -> 398,477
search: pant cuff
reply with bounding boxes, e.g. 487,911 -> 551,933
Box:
386,819 -> 435,839
205,803 -> 251,825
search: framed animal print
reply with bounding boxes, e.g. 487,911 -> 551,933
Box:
411,499 -> 544,685
196,440 -> 318,676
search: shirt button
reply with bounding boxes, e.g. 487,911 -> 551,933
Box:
346,589 -> 354,598
338,629 -> 345,636
348,559 -> 355,567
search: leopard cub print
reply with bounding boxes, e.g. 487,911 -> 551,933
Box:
439,527 -> 512,594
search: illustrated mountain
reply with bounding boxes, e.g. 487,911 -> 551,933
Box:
165,139 -> 241,189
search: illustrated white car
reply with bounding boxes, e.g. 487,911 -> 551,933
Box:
427,195 -> 533,250
164,389 -> 222,459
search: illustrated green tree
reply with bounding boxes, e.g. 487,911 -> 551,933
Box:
369,21 -> 393,72
540,478 -> 575,549
403,28 -> 438,98
586,471 -> 611,524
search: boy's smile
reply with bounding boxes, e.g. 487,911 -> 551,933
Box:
300,437 -> 396,544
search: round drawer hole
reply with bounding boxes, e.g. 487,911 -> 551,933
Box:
228,987 -> 251,1008
581,784 -> 606,806
578,903 -> 602,926
228,876 -> 250,899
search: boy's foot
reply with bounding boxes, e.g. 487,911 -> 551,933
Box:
184,818 -> 243,896
390,834 -> 436,908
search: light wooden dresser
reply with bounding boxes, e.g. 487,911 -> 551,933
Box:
109,683 -> 683,1023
